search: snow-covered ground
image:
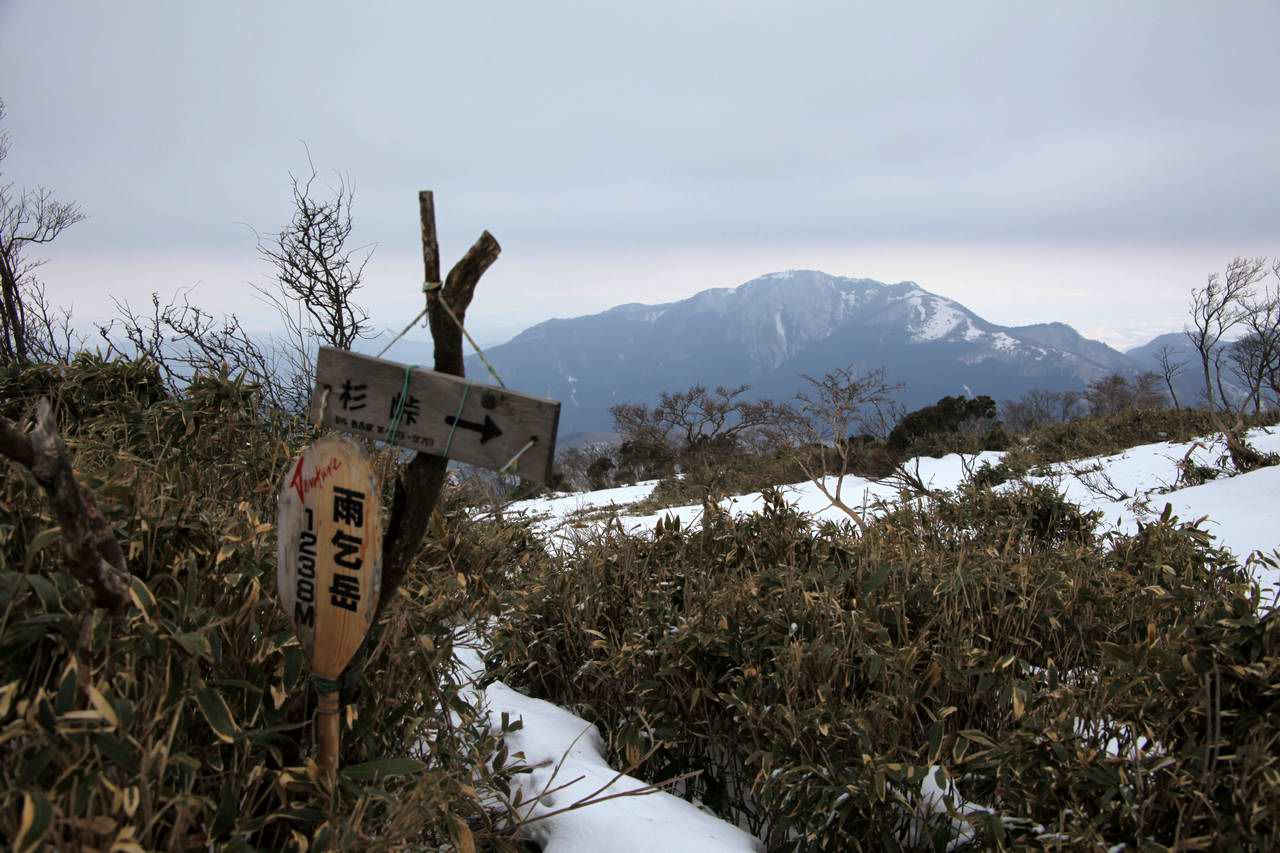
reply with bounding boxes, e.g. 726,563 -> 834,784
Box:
509,427 -> 1280,602
453,642 -> 764,852
507,480 -> 663,538
479,426 -> 1279,850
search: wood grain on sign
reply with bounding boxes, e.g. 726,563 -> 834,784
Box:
276,435 -> 382,680
310,346 -> 560,483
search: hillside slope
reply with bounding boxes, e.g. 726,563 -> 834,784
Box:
442,270 -> 1149,434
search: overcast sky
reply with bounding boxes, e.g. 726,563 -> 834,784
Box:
2,1 -> 1277,349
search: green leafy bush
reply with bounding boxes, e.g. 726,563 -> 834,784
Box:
887,395 -> 1001,455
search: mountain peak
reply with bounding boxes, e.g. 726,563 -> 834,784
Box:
464,271 -> 1150,435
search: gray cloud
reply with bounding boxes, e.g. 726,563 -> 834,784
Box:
1,0 -> 1278,343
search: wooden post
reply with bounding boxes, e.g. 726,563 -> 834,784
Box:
316,690 -> 341,777
420,191 -> 439,285
376,195 -> 500,616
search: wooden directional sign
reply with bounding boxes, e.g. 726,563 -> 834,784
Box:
310,346 -> 561,483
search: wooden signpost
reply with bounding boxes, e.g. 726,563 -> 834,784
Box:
277,435 -> 383,778
275,190 -> 563,781
310,346 -> 561,484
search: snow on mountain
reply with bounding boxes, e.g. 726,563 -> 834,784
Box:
462,270 -> 1147,436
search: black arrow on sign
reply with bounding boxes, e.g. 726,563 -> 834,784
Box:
444,413 -> 503,444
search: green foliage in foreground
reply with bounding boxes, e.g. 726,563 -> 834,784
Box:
0,358 -> 529,851
490,484 -> 1280,850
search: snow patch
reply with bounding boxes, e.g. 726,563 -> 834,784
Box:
516,428 -> 1280,603
485,683 -> 763,852
449,642 -> 763,853
912,297 -> 967,342
991,332 -> 1020,352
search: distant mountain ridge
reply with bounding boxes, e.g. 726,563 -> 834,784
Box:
385,270 -> 1187,436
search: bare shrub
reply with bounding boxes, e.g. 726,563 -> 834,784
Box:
1085,371 -> 1168,417
1002,388 -> 1088,432
97,289 -> 305,412
252,155 -> 374,400
787,365 -> 901,527
610,383 -> 792,496
0,99 -> 85,365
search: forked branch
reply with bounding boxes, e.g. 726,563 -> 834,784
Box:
0,400 -> 131,611
377,192 -> 501,614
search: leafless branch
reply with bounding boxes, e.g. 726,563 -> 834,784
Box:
0,400 -> 131,611
1185,257 -> 1266,411
252,155 -> 375,399
96,289 -> 305,412
785,365 -> 902,529
1155,345 -> 1186,410
0,99 -> 85,365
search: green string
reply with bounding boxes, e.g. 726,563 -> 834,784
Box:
442,382 -> 471,456
311,673 -> 342,694
386,364 -> 416,445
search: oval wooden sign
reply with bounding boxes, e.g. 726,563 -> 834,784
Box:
277,435 -> 382,679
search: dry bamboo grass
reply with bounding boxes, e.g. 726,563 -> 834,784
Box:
490,480 -> 1280,849
0,357 -> 532,850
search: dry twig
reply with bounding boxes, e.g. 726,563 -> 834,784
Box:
0,399 -> 131,610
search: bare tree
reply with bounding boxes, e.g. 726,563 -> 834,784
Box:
1266,267 -> 1280,407
1155,344 -> 1186,410
556,442 -> 616,492
787,365 -> 901,531
253,155 -> 374,403
1002,388 -> 1086,432
1085,373 -> 1134,417
611,384 -> 793,453
1185,257 -> 1266,410
1054,388 -> 1085,422
1184,257 -> 1276,471
611,383 -> 795,495
0,99 -> 85,365
1132,371 -> 1168,410
1227,276 -> 1280,414
96,156 -> 376,413
1078,372 -> 1166,419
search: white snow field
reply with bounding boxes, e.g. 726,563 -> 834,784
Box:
486,681 -> 764,853
452,642 -> 765,853
476,426 -> 1278,850
511,427 -> 1280,602
507,479 -> 663,530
